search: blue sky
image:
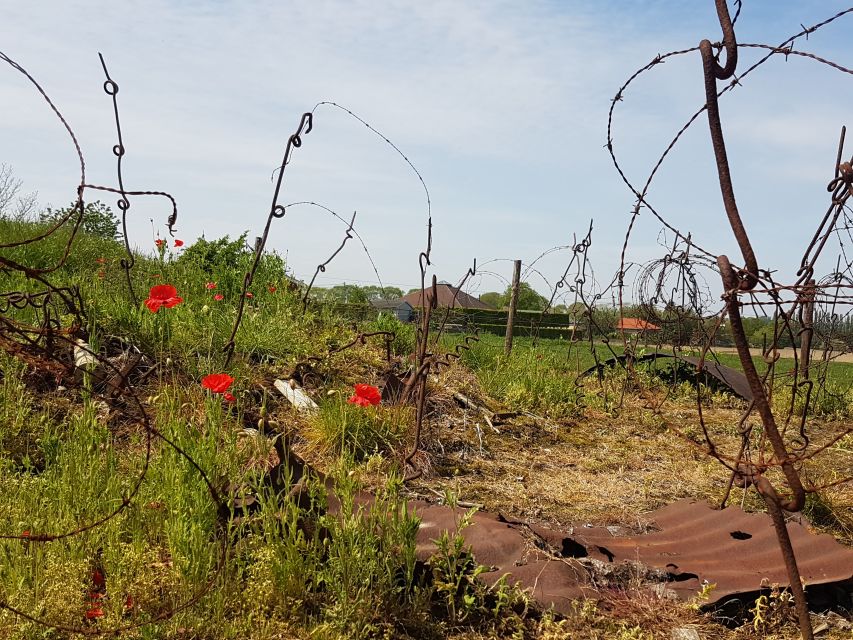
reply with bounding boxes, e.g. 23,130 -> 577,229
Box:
2,1 -> 851,307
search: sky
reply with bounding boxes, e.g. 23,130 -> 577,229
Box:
1,1 -> 852,309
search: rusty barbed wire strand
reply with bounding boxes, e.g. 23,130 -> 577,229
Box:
609,3 -> 853,637
608,9 -> 853,310
98,53 -> 138,305
279,201 -> 384,294
302,210 -> 358,311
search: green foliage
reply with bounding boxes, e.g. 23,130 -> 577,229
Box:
500,281 -> 548,311
308,395 -> 411,460
590,305 -> 618,336
176,232 -> 251,274
750,322 -> 795,349
479,291 -> 503,309
429,494 -> 527,634
458,334 -> 585,418
40,200 -> 121,240
656,303 -> 700,347
177,232 -> 288,292
0,352 -> 53,472
360,285 -> 403,300
254,467 -> 425,639
315,284 -> 370,304
370,312 -> 416,356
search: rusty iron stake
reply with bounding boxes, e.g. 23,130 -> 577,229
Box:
701,1 -> 811,636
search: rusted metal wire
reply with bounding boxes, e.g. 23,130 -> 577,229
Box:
222,111 -> 312,366
302,210 -> 358,311
0,52 -> 224,635
609,3 -> 853,637
98,53 -> 137,304
280,200 -> 384,293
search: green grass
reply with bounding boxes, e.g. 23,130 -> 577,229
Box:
448,332 -> 853,418
4,218 -> 853,639
0,219 -> 543,639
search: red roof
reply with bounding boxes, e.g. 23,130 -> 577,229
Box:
617,317 -> 660,331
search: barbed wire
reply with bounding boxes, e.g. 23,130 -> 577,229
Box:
610,3 -> 853,637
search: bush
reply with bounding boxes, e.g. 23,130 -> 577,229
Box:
176,232 -> 289,296
40,200 -> 121,240
370,312 -> 416,357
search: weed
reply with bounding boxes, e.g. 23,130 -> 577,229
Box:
306,395 -> 411,460
749,582 -> 797,634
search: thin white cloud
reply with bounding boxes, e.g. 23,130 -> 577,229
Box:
2,0 -> 852,297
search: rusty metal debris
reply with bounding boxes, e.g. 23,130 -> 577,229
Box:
222,111 -> 312,366
409,498 -> 853,618
607,2 -> 853,637
580,352 -> 754,401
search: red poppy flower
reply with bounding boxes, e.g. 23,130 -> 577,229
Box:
213,293 -> 224,301
224,392 -> 236,403
21,530 -> 30,538
154,239 -> 165,248
268,286 -> 277,293
347,383 -> 381,407
245,292 -> 254,298
144,284 -> 184,313
97,270 -> 105,279
202,373 -> 234,394
205,282 -> 216,290
92,569 -> 105,589
85,604 -> 104,620
174,239 -> 184,247
96,257 -> 106,264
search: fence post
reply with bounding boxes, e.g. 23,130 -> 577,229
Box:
505,259 -> 521,356
254,236 -> 263,257
799,279 -> 815,380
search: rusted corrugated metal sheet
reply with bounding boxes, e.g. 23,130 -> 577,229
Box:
412,502 -> 594,614
409,499 -> 853,614
580,352 -> 754,401
680,356 -> 753,401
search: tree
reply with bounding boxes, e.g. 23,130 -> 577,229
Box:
589,305 -> 618,337
360,285 -> 403,301
479,291 -> 503,309
323,284 -> 369,304
178,232 -> 252,274
0,164 -> 37,219
40,200 -> 120,240
501,282 -> 547,311
659,302 -> 700,347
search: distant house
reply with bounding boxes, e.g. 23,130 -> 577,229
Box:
617,318 -> 661,333
400,282 -> 495,310
371,299 -> 414,322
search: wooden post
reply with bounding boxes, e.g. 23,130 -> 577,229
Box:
799,279 -> 816,380
254,236 -> 263,257
505,259 -> 521,356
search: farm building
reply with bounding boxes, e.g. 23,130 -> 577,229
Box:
617,317 -> 661,333
401,282 -> 494,310
370,299 -> 414,322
